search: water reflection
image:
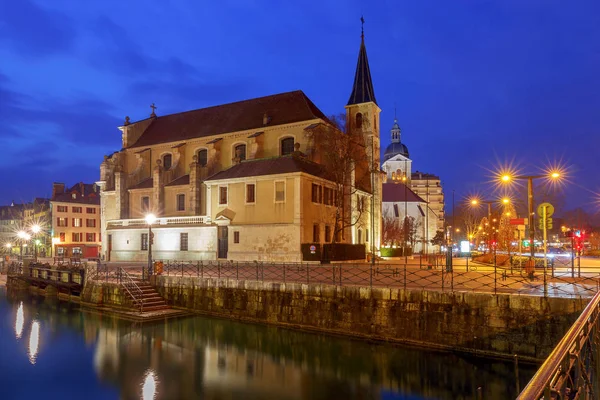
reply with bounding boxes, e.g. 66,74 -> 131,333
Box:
28,320 -> 40,365
141,369 -> 157,400
14,302 -> 24,339
2,290 -> 538,400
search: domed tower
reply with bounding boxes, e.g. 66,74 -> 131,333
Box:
344,17 -> 381,253
382,117 -> 412,183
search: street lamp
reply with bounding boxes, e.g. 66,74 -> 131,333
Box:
469,197 -> 511,254
31,225 -> 40,262
499,172 -> 561,266
145,213 -> 157,279
17,231 -> 30,260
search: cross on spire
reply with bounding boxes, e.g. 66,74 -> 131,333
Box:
150,103 -> 157,117
361,16 -> 365,40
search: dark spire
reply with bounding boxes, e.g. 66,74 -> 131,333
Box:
347,17 -> 377,106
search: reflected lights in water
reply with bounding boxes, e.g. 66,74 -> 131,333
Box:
141,369 -> 157,400
15,302 -> 24,339
28,320 -> 40,365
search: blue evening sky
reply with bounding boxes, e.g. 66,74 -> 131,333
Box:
1,0 -> 599,213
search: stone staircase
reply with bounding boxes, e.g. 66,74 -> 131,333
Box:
132,279 -> 170,312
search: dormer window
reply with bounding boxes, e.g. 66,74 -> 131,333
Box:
162,154 -> 172,169
234,144 -> 246,161
197,149 -> 208,167
72,193 -> 76,199
280,137 -> 295,156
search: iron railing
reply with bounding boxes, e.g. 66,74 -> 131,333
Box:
518,289 -> 600,399
117,267 -> 144,313
130,259 -> 600,299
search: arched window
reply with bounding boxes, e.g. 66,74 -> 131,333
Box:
234,144 -> 246,161
197,149 -> 208,167
162,154 -> 172,170
280,137 -> 295,156
356,113 -> 363,129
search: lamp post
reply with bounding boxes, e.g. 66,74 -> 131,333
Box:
17,231 -> 30,261
145,214 -> 157,280
500,172 -> 561,266
470,197 -> 510,254
31,225 -> 40,262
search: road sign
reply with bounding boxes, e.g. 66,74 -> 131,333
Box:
537,202 -> 554,218
510,218 -> 527,225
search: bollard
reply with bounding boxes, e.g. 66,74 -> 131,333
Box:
514,354 -> 520,394
494,264 -> 497,294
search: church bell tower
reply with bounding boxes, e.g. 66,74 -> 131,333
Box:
345,17 -> 382,254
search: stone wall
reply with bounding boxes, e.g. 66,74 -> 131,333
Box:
80,281 -> 134,310
153,275 -> 588,361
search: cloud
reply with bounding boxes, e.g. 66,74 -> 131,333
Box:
0,0 -> 75,57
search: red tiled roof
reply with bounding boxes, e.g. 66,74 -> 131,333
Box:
382,183 -> 426,203
129,90 -> 329,148
52,183 -> 100,205
205,154 -> 332,182
166,175 -> 190,186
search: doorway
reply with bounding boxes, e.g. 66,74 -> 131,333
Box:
217,227 -> 228,259
107,234 -> 112,261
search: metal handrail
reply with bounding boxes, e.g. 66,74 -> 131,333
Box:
118,267 -> 145,313
517,290 -> 600,399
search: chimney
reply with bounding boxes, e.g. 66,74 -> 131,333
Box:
52,182 -> 65,199
263,113 -> 271,125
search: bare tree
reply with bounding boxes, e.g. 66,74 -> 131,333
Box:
382,212 -> 402,247
305,114 -> 371,243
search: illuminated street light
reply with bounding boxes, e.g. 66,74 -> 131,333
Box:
145,214 -> 157,279
498,169 -> 564,289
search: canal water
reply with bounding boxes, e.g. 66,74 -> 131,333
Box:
0,287 -> 536,400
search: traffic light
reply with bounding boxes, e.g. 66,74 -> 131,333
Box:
539,217 -> 553,230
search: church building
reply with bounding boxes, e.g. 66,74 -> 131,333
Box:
98,29 -> 382,262
381,118 -> 444,253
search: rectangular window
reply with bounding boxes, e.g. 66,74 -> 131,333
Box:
86,219 -> 96,228
393,204 -> 399,218
72,206 -> 82,213
311,184 -> 319,203
177,194 -> 185,211
234,231 -> 240,244
246,184 -> 255,203
57,205 -> 67,212
86,233 -> 96,242
313,224 -> 320,242
275,181 -> 285,202
141,233 -> 148,251
73,218 -> 82,227
57,217 -> 68,227
180,233 -> 188,251
357,194 -> 362,211
86,207 -> 96,214
141,196 -> 150,211
325,226 -> 331,243
219,186 -> 228,205
72,233 -> 82,242
318,185 -> 322,203
59,232 -> 65,242
323,187 -> 330,206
